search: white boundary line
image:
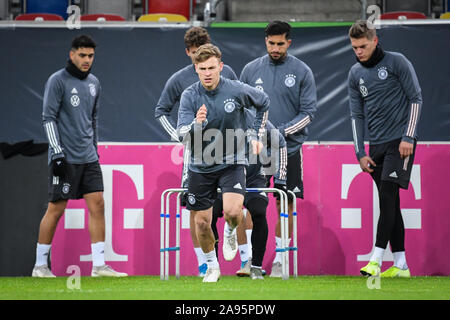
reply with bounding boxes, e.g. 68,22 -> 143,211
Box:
99,141 -> 450,146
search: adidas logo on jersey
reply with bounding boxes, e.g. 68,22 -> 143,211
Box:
233,183 -> 242,190
255,78 -> 263,84
71,88 -> 78,94
359,78 -> 364,85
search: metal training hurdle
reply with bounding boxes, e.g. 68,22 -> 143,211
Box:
160,187 -> 299,280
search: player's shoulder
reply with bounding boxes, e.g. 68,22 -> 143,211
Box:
384,51 -> 410,66
242,55 -> 267,72
348,61 -> 363,77
181,80 -> 200,98
167,64 -> 193,82
286,54 -> 313,73
87,73 -> 100,84
47,68 -> 66,82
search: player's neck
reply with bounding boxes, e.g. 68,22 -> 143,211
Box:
357,45 -> 385,68
65,59 -> 91,80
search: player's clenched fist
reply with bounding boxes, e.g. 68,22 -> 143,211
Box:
196,104 -> 207,124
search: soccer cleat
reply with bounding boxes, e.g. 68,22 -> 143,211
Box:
250,267 -> 264,280
198,263 -> 208,277
91,265 -> 128,277
236,259 -> 251,277
202,267 -> 221,283
360,261 -> 381,277
32,265 -> 56,278
222,225 -> 238,261
381,266 -> 411,278
269,262 -> 283,278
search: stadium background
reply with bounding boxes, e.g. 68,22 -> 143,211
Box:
0,0 -> 449,277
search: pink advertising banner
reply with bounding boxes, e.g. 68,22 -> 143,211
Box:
51,143 -> 450,276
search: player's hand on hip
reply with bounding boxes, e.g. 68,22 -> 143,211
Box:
251,139 -> 263,155
196,104 -> 207,124
359,156 -> 376,173
399,141 -> 413,159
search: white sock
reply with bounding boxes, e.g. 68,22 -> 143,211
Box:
204,250 -> 219,269
393,251 -> 408,270
91,242 -> 105,267
273,237 -> 283,263
35,243 -> 51,267
370,247 -> 385,266
246,229 -> 253,260
239,244 -> 249,263
194,247 -> 207,266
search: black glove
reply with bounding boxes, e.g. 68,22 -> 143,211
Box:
52,157 -> 67,178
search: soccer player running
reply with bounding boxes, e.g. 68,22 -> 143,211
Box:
213,110 -> 287,279
32,35 -> 127,278
177,44 -> 269,282
348,21 -> 422,277
240,21 -> 317,277
154,27 -> 237,277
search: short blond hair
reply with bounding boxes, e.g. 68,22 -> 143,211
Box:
349,20 -> 376,40
193,44 -> 222,64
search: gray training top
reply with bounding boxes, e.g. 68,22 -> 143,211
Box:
240,54 -> 317,156
155,64 -> 237,141
42,68 -> 101,164
348,51 -> 423,160
177,76 -> 270,174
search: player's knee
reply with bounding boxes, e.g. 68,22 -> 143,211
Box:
195,216 -> 211,233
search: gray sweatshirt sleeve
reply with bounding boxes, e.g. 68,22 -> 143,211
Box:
348,69 -> 367,160
154,75 -> 181,142
395,54 -> 423,143
42,74 -> 65,160
278,66 -> 317,137
267,121 -> 287,184
176,89 -> 206,143
92,84 -> 101,154
242,84 -> 270,140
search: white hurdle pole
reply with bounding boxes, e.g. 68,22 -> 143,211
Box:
287,190 -> 298,278
160,188 -> 186,281
161,187 -> 289,280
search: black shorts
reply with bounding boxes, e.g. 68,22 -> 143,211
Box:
186,165 -> 246,211
212,172 -> 268,219
369,138 -> 417,190
267,147 -> 304,200
48,161 -> 104,202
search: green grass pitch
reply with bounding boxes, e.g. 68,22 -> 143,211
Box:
1,275 -> 449,300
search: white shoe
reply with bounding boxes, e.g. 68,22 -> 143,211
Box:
223,224 -> 238,261
236,259 -> 251,277
91,265 -> 128,277
203,267 -> 221,283
270,262 -> 283,278
32,265 -> 56,278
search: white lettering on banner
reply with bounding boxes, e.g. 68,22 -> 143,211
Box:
80,165 -> 144,263
64,209 -> 85,229
341,164 -> 422,262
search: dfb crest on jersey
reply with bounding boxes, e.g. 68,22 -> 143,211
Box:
378,67 -> 388,80
284,74 -> 296,87
89,83 -> 96,97
224,98 -> 236,113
